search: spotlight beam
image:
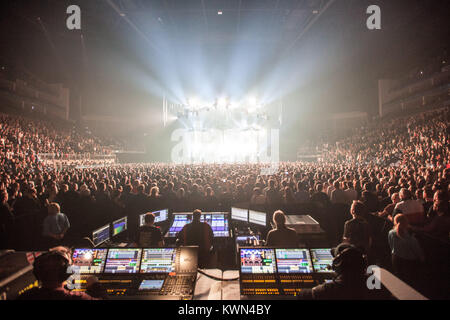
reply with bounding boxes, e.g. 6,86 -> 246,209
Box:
36,17 -> 72,84
269,0 -> 281,29
163,0 -> 179,33
105,0 -> 162,54
285,0 -> 336,53
201,0 -> 209,30
237,0 -> 241,33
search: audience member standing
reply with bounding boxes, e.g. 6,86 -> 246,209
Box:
388,214 -> 425,289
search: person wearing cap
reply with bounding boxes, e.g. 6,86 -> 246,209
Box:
17,247 -> 101,300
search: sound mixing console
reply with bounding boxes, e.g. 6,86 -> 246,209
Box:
0,246 -> 418,300
0,251 -> 39,300
2,246 -> 334,300
239,247 -> 335,297
67,246 -> 199,300
239,248 -> 279,296
165,212 -> 230,238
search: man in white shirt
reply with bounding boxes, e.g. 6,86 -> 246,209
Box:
393,188 -> 425,226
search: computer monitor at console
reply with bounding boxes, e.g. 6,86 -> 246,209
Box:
138,279 -> 165,291
240,248 -> 277,274
310,248 -> 334,273
140,248 -> 176,273
167,214 -> 188,236
165,212 -> 230,237
248,210 -> 266,227
104,248 -> 142,274
92,224 -> 110,247
67,247 -> 198,275
239,247 -> 334,296
112,216 -> 127,237
139,209 -> 169,227
153,209 -> 169,223
68,248 -> 108,274
239,247 -> 333,275
231,207 -> 248,222
276,248 -> 314,273
65,247 -> 199,300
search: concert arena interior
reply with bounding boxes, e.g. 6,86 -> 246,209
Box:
0,0 -> 449,305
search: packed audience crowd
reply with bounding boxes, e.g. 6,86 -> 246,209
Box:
0,107 -> 449,299
0,113 -> 116,161
324,108 -> 449,166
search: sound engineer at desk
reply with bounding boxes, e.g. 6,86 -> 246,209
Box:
298,243 -> 373,300
133,212 -> 164,247
265,210 -> 298,247
16,247 -> 104,300
176,209 -> 213,267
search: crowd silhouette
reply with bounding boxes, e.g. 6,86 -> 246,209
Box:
0,107 -> 449,298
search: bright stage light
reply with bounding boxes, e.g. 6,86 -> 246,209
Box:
84,252 -> 92,260
248,96 -> 257,106
229,102 -> 238,109
188,97 -> 198,106
181,129 -> 260,163
218,97 -> 228,107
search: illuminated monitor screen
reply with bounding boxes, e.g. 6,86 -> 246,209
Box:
166,213 -> 229,237
310,248 -> 334,273
92,224 -> 110,247
112,216 -> 127,236
203,212 -> 229,237
166,214 -> 188,237
153,209 -> 169,223
139,279 -> 165,291
140,248 -> 176,273
141,209 -> 169,226
248,210 -> 266,226
104,248 -> 142,274
231,207 -> 248,222
275,249 -> 314,273
236,235 -> 260,242
240,248 -> 276,274
68,249 -> 108,274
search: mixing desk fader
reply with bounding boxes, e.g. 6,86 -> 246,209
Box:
63,246 -> 199,300
239,247 -> 335,298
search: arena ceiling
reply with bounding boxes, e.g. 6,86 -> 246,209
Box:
65,0 -> 329,46
0,0 -> 449,120
0,0 -> 335,107
1,0 -> 330,47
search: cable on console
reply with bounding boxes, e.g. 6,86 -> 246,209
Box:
197,268 -> 240,281
82,237 -> 95,248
